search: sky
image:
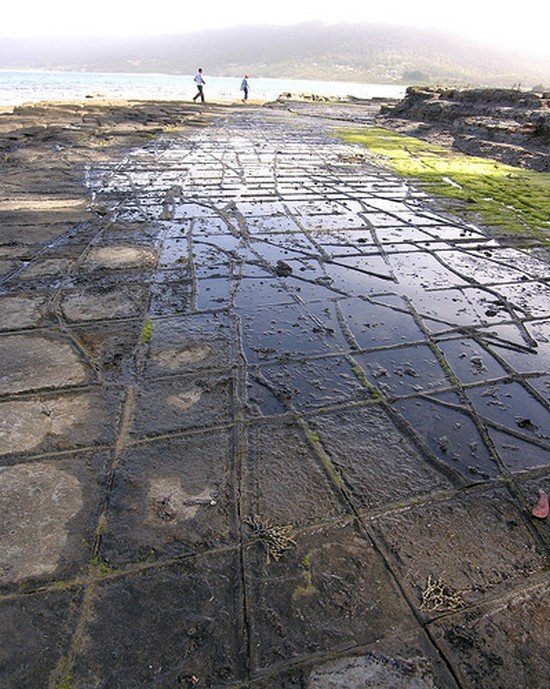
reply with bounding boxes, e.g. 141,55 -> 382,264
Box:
3,1 -> 549,59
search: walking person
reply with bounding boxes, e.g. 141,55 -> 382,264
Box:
240,75 -> 249,103
193,68 -> 206,103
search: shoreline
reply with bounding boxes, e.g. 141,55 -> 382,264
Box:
0,97 -> 268,110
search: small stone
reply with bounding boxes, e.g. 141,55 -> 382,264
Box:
274,260 -> 293,277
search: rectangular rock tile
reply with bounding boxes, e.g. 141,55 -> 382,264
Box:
429,579 -> 550,689
375,226 -> 432,242
486,342 -> 549,377
313,232 -> 371,250
283,276 -> 342,303
330,254 -> 395,281
101,430 -> 235,566
158,236 -> 189,268
323,263 -> 396,297
340,297 -> 425,349
0,450 -> 110,588
81,244 -> 158,273
465,381 -> 550,445
394,392 -> 500,481
131,373 -> 233,438
299,213 -> 360,232
61,284 -> 149,322
197,276 -> 232,310
250,241 -> 316,265
474,248 -> 550,280
418,223 -> 483,240
258,356 -> 365,412
438,250 -> 529,284
192,241 -> 235,270
0,332 -> 92,395
303,300 -> 353,351
235,277 -> 293,309
149,279 -> 193,316
410,287 -> 501,329
252,232 -> 318,256
0,389 -> 122,459
371,487 -> 548,614
371,242 -> 421,255
247,215 -> 301,233
0,294 -> 49,331
488,428 -> 550,473
73,552 -> 246,688
478,321 -> 537,352
309,405 -> 454,510
102,220 -> 163,242
0,589 -> 83,689
436,337 -> 508,384
494,281 -> 550,319
245,418 -> 346,527
245,519 -> 416,672
269,257 -> 325,283
144,312 -> 233,378
174,202 -> 221,220
192,217 -> 232,235
354,343 -> 450,396
238,302 -> 335,363
0,221 -> 72,246
112,206 -> 152,223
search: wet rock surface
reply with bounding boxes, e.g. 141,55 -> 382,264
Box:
0,101 -> 548,688
379,87 -> 550,171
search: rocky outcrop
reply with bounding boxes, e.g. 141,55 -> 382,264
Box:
277,92 -> 344,103
380,87 -> 550,171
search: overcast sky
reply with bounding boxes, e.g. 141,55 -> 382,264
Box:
3,1 -> 548,59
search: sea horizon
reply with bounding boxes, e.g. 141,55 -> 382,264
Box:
0,69 -> 407,106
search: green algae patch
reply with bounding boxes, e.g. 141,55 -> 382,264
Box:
55,661 -> 76,689
88,555 -> 114,579
140,318 -> 154,344
293,553 -> 318,599
340,127 -> 550,242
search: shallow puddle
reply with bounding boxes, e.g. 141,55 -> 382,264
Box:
465,381 -> 550,444
394,393 -> 500,480
340,296 -> 426,349
488,428 -> 550,473
437,338 -> 508,384
354,344 -> 450,396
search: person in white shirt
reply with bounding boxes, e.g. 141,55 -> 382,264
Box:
240,75 -> 250,103
193,68 -> 206,103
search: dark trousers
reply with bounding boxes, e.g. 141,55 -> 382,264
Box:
242,88 -> 249,101
193,85 -> 204,102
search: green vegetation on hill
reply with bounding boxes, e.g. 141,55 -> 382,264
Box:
340,127 -> 550,242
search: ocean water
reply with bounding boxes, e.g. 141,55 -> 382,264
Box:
0,70 -> 406,106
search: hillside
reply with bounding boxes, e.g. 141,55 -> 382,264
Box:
1,22 -> 549,87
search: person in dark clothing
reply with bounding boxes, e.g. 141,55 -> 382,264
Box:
240,75 -> 249,102
193,68 -> 205,103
